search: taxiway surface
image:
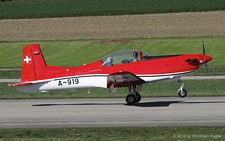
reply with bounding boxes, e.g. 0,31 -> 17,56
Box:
0,97 -> 225,129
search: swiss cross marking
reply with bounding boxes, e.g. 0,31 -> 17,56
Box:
23,56 -> 32,64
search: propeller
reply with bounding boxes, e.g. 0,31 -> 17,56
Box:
202,38 -> 208,73
202,38 -> 206,55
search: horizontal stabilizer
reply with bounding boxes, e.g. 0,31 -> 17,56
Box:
8,82 -> 31,87
8,79 -> 52,87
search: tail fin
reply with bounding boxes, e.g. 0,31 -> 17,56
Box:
21,44 -> 47,82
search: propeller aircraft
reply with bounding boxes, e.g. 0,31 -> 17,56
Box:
9,43 -> 212,105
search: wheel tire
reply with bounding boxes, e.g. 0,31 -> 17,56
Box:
126,94 -> 136,105
178,89 -> 187,98
135,93 -> 141,103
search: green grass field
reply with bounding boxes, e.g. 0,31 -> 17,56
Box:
0,127 -> 224,141
0,37 -> 224,68
1,0 -> 225,19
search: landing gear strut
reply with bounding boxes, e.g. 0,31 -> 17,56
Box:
126,86 -> 141,105
177,79 -> 187,98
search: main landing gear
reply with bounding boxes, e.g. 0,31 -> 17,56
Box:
125,79 -> 187,105
177,79 -> 187,98
126,86 -> 141,105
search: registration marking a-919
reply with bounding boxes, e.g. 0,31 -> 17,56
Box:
57,78 -> 79,86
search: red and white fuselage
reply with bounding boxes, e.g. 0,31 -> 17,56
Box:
9,44 -> 212,94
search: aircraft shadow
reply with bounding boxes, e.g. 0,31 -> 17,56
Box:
132,101 -> 225,107
32,103 -> 123,106
131,101 -> 181,107
32,101 -> 225,107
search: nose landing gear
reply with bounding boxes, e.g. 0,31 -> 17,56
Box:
177,79 -> 187,98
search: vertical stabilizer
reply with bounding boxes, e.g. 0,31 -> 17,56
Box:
21,44 -> 47,82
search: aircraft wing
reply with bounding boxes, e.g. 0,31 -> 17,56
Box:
107,71 -> 145,93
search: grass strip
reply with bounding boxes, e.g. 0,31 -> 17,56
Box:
0,127 -> 224,141
1,79 -> 225,99
1,0 -> 225,19
0,37 -> 225,68
0,70 -> 21,79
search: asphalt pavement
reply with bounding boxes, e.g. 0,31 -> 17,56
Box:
0,97 -> 225,128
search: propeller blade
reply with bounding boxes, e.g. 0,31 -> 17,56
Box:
202,38 -> 206,55
202,38 -> 208,74
204,60 -> 208,74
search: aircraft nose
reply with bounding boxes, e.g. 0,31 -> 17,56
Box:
202,54 -> 213,63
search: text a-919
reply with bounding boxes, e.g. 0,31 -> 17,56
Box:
58,78 -> 79,86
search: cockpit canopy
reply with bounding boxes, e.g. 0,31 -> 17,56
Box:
101,50 -> 150,66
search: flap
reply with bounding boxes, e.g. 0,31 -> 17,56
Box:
107,71 -> 145,88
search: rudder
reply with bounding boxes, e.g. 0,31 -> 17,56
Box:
21,44 -> 47,82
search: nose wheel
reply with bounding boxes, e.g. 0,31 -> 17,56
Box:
177,79 -> 187,98
178,88 -> 187,98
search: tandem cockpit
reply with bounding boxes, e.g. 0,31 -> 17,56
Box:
101,50 -> 150,66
